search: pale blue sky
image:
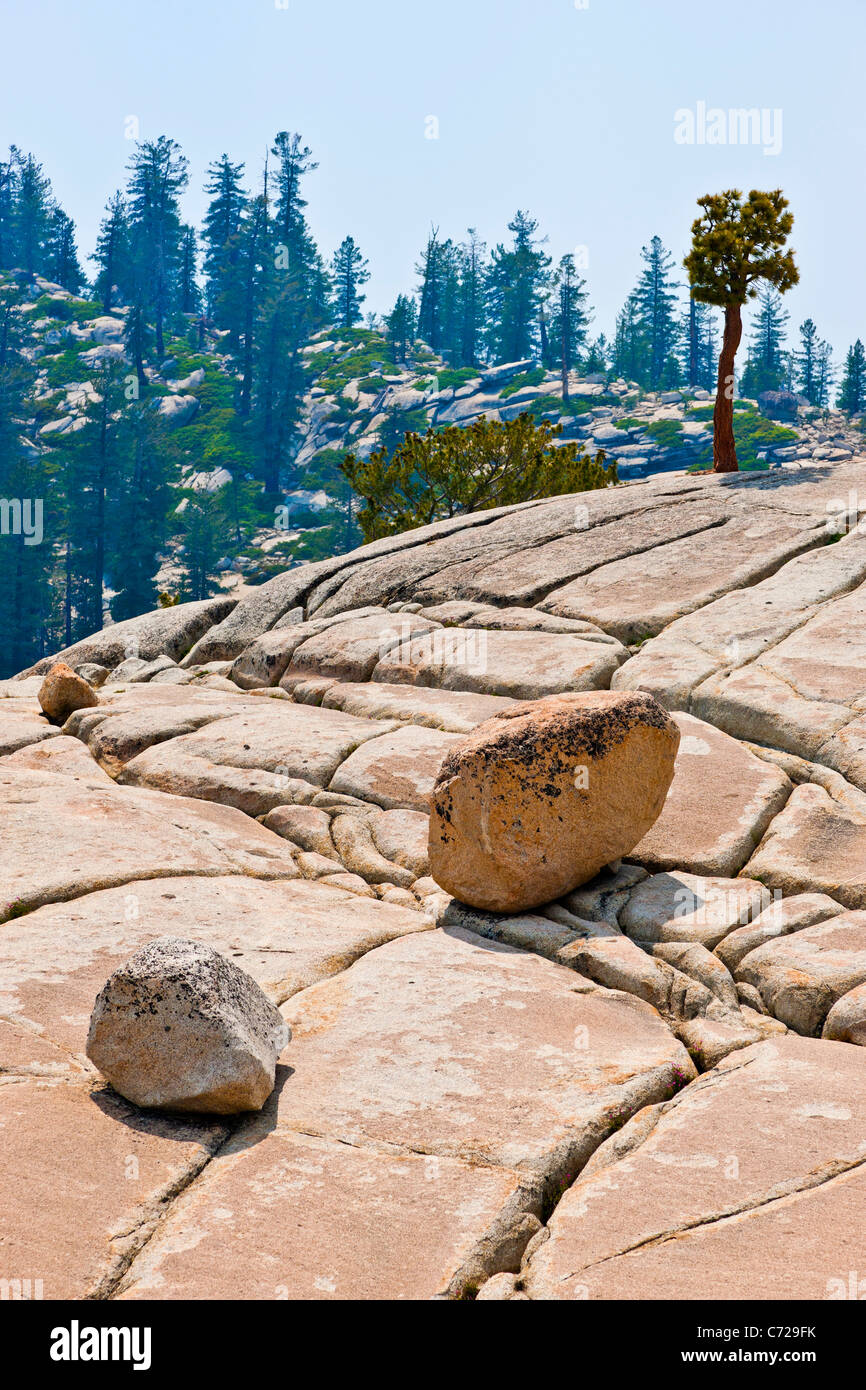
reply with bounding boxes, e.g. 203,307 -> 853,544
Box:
2,0 -> 864,357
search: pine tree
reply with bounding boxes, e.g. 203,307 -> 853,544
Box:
0,279 -> 54,674
697,309 -> 719,391
202,154 -> 247,327
795,318 -> 819,404
331,235 -> 369,328
109,400 -> 179,619
271,133 -> 314,268
791,323 -> 834,408
458,229 -> 486,367
178,490 -> 233,601
126,136 -> 189,360
612,292 -> 644,383
343,414 -> 616,542
54,365 -> 128,634
685,295 -> 700,389
837,340 -> 866,415
814,339 -> 834,409
633,236 -> 681,389
739,283 -> 790,397
684,188 -> 798,471
271,132 -> 330,312
485,211 -> 551,364
549,254 -> 591,398
386,294 -> 417,362
45,209 -> 83,293
437,241 -> 463,362
681,297 -> 718,390
243,146 -> 329,495
583,334 -> 609,375
14,152 -> 52,277
91,192 -> 133,312
253,274 -> 310,495
235,185 -> 270,419
124,303 -> 150,399
416,230 -> 447,351
0,147 -> 19,271
177,224 -> 201,316
54,366 -> 180,630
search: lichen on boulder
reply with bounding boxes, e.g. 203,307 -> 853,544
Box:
86,937 -> 290,1114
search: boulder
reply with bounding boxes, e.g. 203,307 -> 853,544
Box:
122,654 -> 178,683
74,662 -> 109,688
370,626 -> 627,700
37,661 -> 99,723
86,938 -> 290,1114
428,690 -> 680,912
478,359 -> 534,385
22,595 -> 237,675
743,783 -> 866,908
157,393 -> 199,427
735,913 -> 866,1035
619,870 -> 770,950
758,389 -> 804,421
822,983 -> 866,1045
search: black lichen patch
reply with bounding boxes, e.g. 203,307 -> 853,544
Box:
433,691 -> 677,791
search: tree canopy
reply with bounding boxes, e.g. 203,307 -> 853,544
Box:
341,412 -> 616,542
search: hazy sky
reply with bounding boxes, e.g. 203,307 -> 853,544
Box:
2,0 -> 864,356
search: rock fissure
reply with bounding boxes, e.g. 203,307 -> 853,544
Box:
575,1152 -> 866,1275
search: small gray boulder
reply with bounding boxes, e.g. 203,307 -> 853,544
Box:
74,662 -> 110,688
86,938 -> 290,1114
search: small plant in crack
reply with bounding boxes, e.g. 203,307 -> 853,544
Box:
661,1064 -> 693,1099
5,900 -> 33,920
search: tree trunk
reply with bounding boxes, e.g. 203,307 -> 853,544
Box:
713,302 -> 742,473
102,245 -> 114,313
539,307 -> 549,371
64,541 -> 72,646
561,304 -> 569,401
95,398 -> 107,629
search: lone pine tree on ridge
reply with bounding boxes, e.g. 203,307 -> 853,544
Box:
684,189 -> 798,472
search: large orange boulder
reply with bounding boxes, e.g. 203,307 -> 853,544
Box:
428,690 -> 680,912
37,661 -> 99,723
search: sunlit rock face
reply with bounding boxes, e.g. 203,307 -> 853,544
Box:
5,460 -> 866,1299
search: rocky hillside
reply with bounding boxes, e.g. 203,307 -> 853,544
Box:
296,333 -> 862,482
3,458 -> 866,1299
16,272 -> 865,596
